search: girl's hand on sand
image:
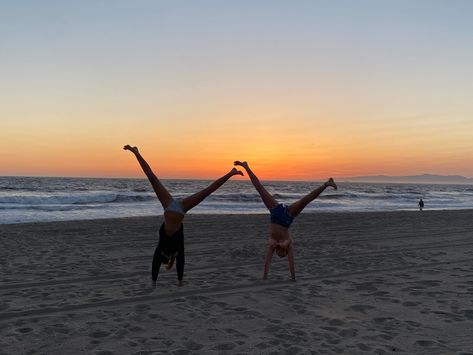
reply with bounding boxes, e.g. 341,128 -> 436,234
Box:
123,145 -> 139,154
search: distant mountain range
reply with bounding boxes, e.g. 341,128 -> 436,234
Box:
342,174 -> 473,184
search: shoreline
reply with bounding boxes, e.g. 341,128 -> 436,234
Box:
2,210 -> 473,353
2,207 -> 473,227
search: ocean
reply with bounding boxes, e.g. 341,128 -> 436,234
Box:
1,176 -> 473,224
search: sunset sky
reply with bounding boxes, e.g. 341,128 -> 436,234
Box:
1,1 -> 472,180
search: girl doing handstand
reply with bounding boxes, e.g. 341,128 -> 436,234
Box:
234,161 -> 337,281
125,145 -> 243,287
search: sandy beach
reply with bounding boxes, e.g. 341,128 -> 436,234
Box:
1,210 -> 473,354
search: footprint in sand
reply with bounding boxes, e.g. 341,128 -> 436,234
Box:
265,324 -> 285,334
161,339 -> 174,347
291,328 -> 307,337
354,282 -> 378,292
377,333 -> 393,340
460,309 -> 473,320
291,304 -> 308,315
349,304 -> 376,314
405,320 -> 421,327
373,317 -> 394,324
357,343 -> 372,351
135,304 -> 151,312
214,342 -> 236,351
419,280 -> 441,287
241,309 -> 263,319
51,325 -> 70,334
371,291 -> 390,297
255,341 -> 271,350
320,326 -> 338,333
285,345 -> 305,354
129,326 -> 144,332
183,340 -> 204,351
338,328 -> 358,337
89,330 -> 110,338
323,333 -> 341,345
415,339 -> 436,347
16,327 -> 33,334
402,301 -> 419,307
322,279 -> 343,285
432,311 -> 463,322
224,328 -> 248,338
328,319 -> 345,326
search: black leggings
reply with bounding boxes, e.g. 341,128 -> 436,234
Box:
152,223 -> 185,281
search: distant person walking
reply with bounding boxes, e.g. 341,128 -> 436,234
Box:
418,198 -> 424,211
234,160 -> 337,281
124,145 -> 243,287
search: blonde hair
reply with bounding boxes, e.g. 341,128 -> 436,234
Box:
164,256 -> 176,270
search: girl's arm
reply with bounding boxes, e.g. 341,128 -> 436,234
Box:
263,245 -> 274,279
287,245 -> 295,281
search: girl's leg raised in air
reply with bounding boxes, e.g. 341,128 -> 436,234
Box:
234,161 -> 279,210
181,168 -> 243,212
287,178 -> 337,217
124,145 -> 173,208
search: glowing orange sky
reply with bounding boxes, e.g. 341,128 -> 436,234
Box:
1,2 -> 473,180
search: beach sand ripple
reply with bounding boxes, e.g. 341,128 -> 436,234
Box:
1,210 -> 473,354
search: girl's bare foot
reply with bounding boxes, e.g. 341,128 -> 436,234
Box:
230,167 -> 244,176
123,145 -> 139,154
324,178 -> 337,190
234,160 -> 249,169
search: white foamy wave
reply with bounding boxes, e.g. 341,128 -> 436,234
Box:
0,192 -> 156,206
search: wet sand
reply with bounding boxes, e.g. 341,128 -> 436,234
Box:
1,210 -> 473,354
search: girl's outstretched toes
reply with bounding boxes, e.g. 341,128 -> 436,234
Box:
234,160 -> 249,169
231,167 -> 244,176
325,178 -> 337,190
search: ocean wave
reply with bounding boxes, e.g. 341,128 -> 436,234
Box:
0,186 -> 38,191
319,193 -> 359,200
0,204 -> 94,211
0,192 -> 157,206
272,193 -> 305,200
113,194 -> 156,203
209,192 -> 270,202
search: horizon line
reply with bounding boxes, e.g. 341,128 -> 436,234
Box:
1,173 -> 472,183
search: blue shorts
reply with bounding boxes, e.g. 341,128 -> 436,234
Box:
270,204 -> 294,228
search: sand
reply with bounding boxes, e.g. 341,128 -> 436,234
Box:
1,210 -> 473,355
